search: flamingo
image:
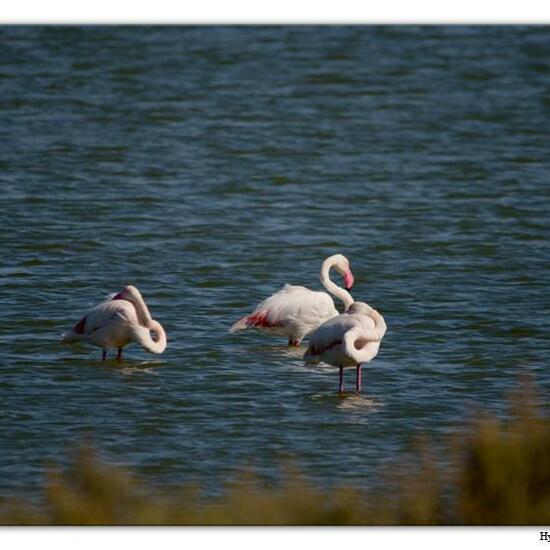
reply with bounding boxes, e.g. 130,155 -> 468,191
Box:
229,254 -> 355,346
62,285 -> 167,360
304,301 -> 387,393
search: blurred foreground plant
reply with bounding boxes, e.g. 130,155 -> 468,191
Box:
1,386 -> 549,525
457,386 -> 550,524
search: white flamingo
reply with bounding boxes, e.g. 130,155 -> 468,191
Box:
62,285 -> 167,360
304,301 -> 387,393
229,254 -> 355,346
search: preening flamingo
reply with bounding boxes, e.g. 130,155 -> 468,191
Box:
304,301 -> 387,393
62,285 -> 167,360
230,254 -> 355,346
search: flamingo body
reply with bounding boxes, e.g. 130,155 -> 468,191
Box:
230,284 -> 339,345
304,302 -> 387,392
62,285 -> 167,359
230,254 -> 355,346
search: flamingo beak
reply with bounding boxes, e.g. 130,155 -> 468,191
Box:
344,270 -> 354,291
112,292 -> 124,300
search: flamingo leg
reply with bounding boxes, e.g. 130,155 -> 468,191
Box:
116,348 -> 122,361
102,350 -> 106,361
339,366 -> 344,394
356,364 -> 362,393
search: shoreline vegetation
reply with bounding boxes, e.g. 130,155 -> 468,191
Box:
1,384 -> 549,525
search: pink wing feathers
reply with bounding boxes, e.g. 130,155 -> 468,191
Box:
229,284 -> 336,334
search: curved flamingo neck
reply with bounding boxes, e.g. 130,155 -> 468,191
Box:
135,320 -> 167,354
130,291 -> 154,328
345,337 -> 381,365
343,308 -> 387,364
320,259 -> 354,311
362,308 -> 387,341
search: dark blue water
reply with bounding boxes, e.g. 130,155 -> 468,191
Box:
1,25 -> 550,499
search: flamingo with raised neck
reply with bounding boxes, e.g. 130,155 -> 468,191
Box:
230,254 -> 355,346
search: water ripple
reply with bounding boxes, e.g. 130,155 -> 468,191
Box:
1,25 -> 549,498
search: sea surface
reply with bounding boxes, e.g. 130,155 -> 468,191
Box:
1,25 -> 549,499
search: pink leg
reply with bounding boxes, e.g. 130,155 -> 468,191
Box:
356,364 -> 362,393
339,366 -> 344,394
116,348 -> 122,361
102,350 -> 106,361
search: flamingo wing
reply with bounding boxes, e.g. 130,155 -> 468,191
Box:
304,314 -> 358,362
230,285 -> 336,333
82,300 -> 137,335
63,299 -> 139,346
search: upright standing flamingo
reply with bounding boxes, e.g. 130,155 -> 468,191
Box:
230,254 -> 355,346
304,301 -> 387,393
62,285 -> 167,360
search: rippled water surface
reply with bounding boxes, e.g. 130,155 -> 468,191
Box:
1,26 -> 550,498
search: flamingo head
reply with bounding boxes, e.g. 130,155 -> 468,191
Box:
330,254 -> 354,291
112,285 -> 140,302
343,269 -> 355,291
112,285 -> 154,328
348,301 -> 373,316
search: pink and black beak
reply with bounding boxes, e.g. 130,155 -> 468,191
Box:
112,291 -> 124,300
344,270 -> 355,291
